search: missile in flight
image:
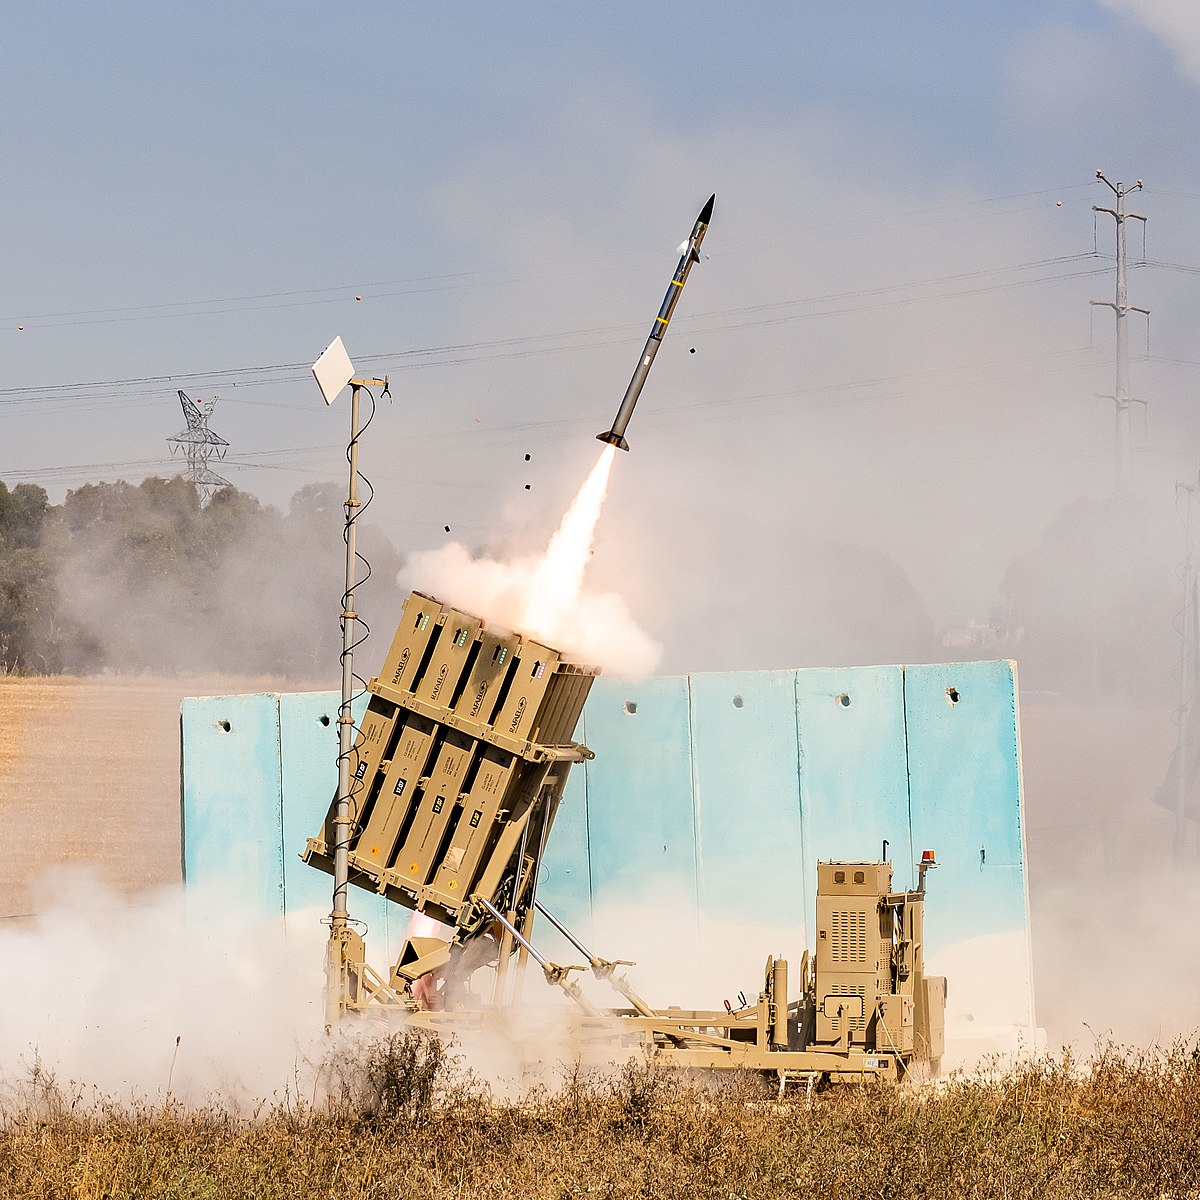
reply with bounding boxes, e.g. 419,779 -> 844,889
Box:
597,193 -> 714,451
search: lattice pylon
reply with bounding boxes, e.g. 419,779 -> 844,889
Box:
167,390 -> 231,506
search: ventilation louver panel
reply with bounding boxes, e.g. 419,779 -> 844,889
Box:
829,909 -> 868,965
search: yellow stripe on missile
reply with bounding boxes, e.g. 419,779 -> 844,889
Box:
670,278 -> 684,287
655,316 -> 669,326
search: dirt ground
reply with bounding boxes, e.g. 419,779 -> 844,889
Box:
0,675 -> 321,920
0,675 -> 1193,1045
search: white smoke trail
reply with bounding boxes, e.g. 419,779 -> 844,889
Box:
521,445 -> 616,637
401,445 -> 661,674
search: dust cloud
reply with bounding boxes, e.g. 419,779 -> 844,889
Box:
0,870 -> 327,1107
36,478 -> 404,679
0,870 -> 635,1106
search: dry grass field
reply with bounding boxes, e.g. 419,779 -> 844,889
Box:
2,1034 -> 1198,1199
0,676 -> 183,918
0,674 -> 319,920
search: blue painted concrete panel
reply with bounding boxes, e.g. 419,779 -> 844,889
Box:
180,661 -> 1032,1027
904,661 -> 1027,947
688,671 -> 804,934
583,677 -> 696,902
794,666 -> 912,932
277,691 -> 393,949
279,691 -> 342,916
582,676 -> 699,956
180,694 -> 284,915
537,738 -> 593,941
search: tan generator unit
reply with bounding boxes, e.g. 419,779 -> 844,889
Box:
811,859 -> 945,1065
304,590 -> 597,1010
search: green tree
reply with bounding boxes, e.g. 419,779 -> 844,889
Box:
0,473 -> 405,677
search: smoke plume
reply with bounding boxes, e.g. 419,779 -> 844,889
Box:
0,870 -> 327,1107
401,446 -> 661,674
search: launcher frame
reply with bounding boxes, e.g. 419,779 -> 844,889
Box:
304,590 -> 597,1016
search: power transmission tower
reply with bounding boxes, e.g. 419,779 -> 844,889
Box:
1090,171 -> 1148,495
167,389 -> 231,506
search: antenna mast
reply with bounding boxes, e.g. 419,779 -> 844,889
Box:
1091,171 -> 1148,495
311,335 -> 389,1029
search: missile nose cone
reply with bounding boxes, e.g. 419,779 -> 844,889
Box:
698,193 -> 715,225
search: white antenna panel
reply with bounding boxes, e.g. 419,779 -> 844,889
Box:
312,335 -> 355,406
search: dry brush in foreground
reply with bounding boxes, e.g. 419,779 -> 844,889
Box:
1,1034 -> 1198,1199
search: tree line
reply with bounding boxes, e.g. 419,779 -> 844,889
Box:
0,476 -> 403,678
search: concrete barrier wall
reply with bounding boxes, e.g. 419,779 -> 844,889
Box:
181,660 -> 1033,1040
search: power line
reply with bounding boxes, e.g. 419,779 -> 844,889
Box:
1146,355 -> 1200,369
0,255 -> 1111,417
1,183 -> 1093,330
0,346 -> 1107,485
1136,258 -> 1200,276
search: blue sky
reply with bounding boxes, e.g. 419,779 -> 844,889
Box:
4,2 -> 1200,665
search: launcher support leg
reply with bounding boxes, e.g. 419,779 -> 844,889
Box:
325,924 -> 364,1028
475,896 -> 603,1017
533,899 -> 659,1018
491,925 -> 515,1006
510,902 -> 538,1007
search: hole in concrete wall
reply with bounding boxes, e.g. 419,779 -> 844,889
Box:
835,693 -> 851,708
946,687 -> 960,705
623,700 -> 638,716
218,720 -> 232,732
732,694 -> 744,709
319,714 -> 331,726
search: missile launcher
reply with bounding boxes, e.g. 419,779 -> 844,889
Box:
305,591 -> 946,1088
304,590 -> 597,1009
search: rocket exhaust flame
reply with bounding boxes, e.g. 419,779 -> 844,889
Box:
401,442 -> 658,674
522,444 -> 617,640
